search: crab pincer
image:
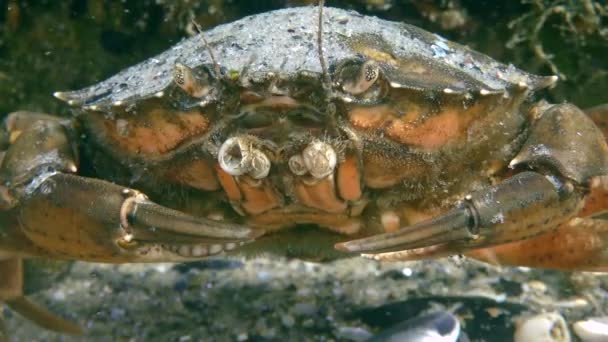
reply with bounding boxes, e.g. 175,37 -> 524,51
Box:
337,103 -> 608,271
335,171 -> 581,255
12,173 -> 260,262
0,112 -> 259,263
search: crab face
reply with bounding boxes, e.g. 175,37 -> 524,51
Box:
2,5 -> 608,336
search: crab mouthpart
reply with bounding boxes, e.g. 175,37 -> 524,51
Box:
335,206 -> 478,254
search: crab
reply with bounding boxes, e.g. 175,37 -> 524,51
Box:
1,5 -> 608,336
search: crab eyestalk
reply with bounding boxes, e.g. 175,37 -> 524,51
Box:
341,60 -> 380,95
218,137 -> 271,179
173,63 -> 211,98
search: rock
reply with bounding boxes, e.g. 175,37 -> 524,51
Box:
367,311 -> 461,342
335,326 -> 373,341
281,314 -> 295,328
514,312 -> 570,342
573,317 -> 608,342
293,302 -> 317,316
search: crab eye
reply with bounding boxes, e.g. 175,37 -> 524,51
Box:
173,63 -> 213,99
335,59 -> 387,103
341,60 -> 379,95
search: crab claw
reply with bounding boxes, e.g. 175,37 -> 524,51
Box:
335,206 -> 475,254
119,191 -> 260,248
336,172 -> 583,255
12,173 -> 261,262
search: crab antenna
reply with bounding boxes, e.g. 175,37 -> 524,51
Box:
317,0 -> 332,89
192,20 -> 221,76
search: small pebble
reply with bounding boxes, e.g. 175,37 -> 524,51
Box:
368,311 -> 460,342
573,317 -> 608,342
514,312 -> 570,342
335,326 -> 373,341
524,280 -> 548,294
52,290 -> 66,301
293,302 -> 317,316
256,270 -> 272,281
110,308 -> 125,321
281,314 -> 295,328
302,318 -> 315,328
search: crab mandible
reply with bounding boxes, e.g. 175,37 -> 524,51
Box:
2,5 -> 608,335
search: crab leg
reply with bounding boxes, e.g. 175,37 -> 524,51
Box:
0,311 -> 5,342
0,258 -> 82,335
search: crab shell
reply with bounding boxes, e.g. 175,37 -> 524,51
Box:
59,7 -> 553,106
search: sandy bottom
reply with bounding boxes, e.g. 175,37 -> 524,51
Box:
5,256 -> 608,341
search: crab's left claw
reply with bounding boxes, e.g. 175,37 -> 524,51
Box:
336,171 -> 582,256
338,103 -> 608,270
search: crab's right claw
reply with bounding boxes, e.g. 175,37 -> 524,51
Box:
336,171 -> 584,264
10,173 -> 260,262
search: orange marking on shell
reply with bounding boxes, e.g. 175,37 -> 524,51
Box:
164,159 -> 220,191
238,177 -> 281,215
336,155 -> 362,201
294,177 -> 347,213
215,165 -> 242,202
347,105 -> 393,129
386,109 -> 465,149
99,109 -> 209,156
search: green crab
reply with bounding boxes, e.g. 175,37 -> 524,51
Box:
1,5 -> 608,336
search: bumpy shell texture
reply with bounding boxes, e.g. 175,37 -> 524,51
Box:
56,7 -> 556,109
